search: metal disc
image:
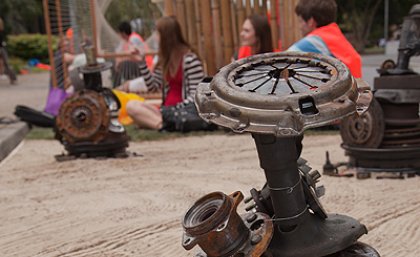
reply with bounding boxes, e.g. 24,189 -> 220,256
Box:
340,98 -> 385,148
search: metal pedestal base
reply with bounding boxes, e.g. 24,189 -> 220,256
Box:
265,212 -> 366,257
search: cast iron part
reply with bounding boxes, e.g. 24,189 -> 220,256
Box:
340,4 -> 420,175
182,191 -> 273,257
55,44 -> 128,158
183,52 -> 379,256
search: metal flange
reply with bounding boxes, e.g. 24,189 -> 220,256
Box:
195,52 -> 371,136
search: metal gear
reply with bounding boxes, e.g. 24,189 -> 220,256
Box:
56,90 -> 110,143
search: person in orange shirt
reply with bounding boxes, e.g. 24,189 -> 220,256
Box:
287,0 -> 362,78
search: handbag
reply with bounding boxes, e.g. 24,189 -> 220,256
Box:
161,101 -> 217,132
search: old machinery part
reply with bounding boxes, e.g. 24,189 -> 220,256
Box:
340,3 -> 420,176
185,52 -> 379,257
195,52 -> 372,136
342,144 -> 420,172
55,43 -> 128,159
340,98 -> 385,148
56,90 -> 110,143
182,191 -> 273,257
381,4 -> 420,75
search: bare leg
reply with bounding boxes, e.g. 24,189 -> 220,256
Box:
126,100 -> 163,130
0,47 -> 16,84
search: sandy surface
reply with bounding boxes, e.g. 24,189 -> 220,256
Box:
0,134 -> 419,257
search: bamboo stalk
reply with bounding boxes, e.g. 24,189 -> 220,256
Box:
230,0 -> 239,51
211,0 -> 223,68
194,0 -> 204,60
269,0 -> 278,50
221,0 -> 234,64
90,0 -> 98,55
262,0 -> 268,16
176,0 -> 188,40
56,0 -> 69,88
254,0 -> 261,15
245,0 -> 252,16
237,0 -> 245,36
185,0 -> 198,52
43,0 -> 56,88
200,0 -> 216,75
164,0 -> 175,16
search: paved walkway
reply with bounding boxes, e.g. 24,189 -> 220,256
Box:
0,72 -> 49,161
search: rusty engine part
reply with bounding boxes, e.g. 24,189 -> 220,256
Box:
55,44 -> 128,158
182,191 -> 273,257
340,4 -> 420,175
182,52 -> 379,257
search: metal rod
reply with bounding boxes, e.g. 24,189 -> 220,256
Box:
43,0 -> 57,88
252,134 -> 307,230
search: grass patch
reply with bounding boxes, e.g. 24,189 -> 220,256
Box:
363,46 -> 385,55
25,126 -> 56,140
25,125 -> 339,141
25,125 -> 225,141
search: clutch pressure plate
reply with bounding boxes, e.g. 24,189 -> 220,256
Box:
195,52 -> 371,136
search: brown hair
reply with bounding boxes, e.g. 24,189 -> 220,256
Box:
156,16 -> 190,77
247,15 -> 273,54
295,0 -> 337,27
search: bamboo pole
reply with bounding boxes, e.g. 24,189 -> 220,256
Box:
262,0 -> 268,16
278,0 -> 285,50
185,0 -> 198,52
194,0 -> 204,60
211,0 -> 223,68
254,0 -> 261,15
56,0 -> 69,88
43,0 -> 57,88
236,0 -> 246,34
269,0 -> 278,50
200,0 -> 216,75
90,0 -> 98,55
221,0 -> 234,64
176,0 -> 188,39
245,0 -> 252,17
230,0 -> 239,51
164,0 -> 175,16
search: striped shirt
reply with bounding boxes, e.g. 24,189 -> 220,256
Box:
138,52 -> 205,104
287,35 -> 332,56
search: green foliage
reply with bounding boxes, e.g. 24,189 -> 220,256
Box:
336,0 -> 420,51
105,0 -> 162,38
0,0 -> 43,34
7,34 -> 58,63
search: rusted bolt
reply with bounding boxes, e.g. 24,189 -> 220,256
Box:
229,108 -> 241,117
251,234 -> 262,245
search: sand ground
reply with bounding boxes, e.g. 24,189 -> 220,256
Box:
0,134 -> 419,257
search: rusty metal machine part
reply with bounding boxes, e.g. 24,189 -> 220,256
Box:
182,191 -> 273,257
195,52 -> 371,136
340,5 -> 420,174
55,44 -> 129,158
56,90 -> 109,143
340,98 -> 385,148
185,52 -> 379,257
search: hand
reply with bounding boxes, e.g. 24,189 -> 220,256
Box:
130,48 -> 144,62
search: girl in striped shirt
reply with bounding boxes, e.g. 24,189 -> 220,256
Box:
121,16 -> 205,130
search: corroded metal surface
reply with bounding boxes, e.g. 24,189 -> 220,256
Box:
195,52 -> 372,136
340,98 -> 385,148
56,90 -> 109,143
185,52 -> 379,257
182,191 -> 273,257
